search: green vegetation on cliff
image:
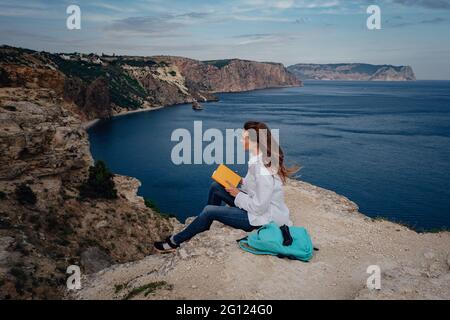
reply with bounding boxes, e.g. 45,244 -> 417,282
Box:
144,198 -> 175,219
51,55 -> 148,109
203,59 -> 233,69
79,160 -> 118,200
15,184 -> 37,205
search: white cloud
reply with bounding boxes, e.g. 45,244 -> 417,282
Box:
273,0 -> 295,9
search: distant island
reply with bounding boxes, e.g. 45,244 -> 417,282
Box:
288,63 -> 416,81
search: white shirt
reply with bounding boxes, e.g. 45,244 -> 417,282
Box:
234,153 -> 293,227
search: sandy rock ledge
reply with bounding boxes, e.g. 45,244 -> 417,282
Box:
72,180 -> 450,300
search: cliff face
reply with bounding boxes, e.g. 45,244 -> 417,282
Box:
0,87 -> 173,299
288,63 -> 416,81
163,57 -> 301,93
0,46 -> 112,121
1,46 -> 300,121
63,77 -> 111,120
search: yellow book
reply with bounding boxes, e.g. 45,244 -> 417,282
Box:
212,164 -> 241,188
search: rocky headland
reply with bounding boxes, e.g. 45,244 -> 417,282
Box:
288,63 -> 416,81
0,46 -> 301,121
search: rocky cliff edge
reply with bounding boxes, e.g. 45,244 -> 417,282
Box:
73,180 -> 450,300
0,87 -> 173,299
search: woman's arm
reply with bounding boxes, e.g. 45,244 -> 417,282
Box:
240,172 -> 249,192
225,171 -> 249,197
234,168 -> 274,216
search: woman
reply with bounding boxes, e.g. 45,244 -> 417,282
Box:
154,121 -> 298,253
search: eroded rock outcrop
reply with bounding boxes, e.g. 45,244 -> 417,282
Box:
0,87 -> 173,299
63,77 -> 112,120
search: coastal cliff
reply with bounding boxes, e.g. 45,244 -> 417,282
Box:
164,57 -> 301,93
0,87 -> 173,299
74,180 -> 450,300
0,46 -> 300,121
288,63 -> 416,81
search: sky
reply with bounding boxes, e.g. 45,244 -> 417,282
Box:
0,0 -> 450,79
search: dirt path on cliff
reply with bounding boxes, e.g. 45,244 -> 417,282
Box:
73,180 -> 450,300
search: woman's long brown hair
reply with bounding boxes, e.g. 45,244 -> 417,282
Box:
244,121 -> 299,184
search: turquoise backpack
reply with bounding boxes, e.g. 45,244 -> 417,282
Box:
238,222 -> 315,262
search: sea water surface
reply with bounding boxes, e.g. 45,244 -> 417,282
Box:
88,81 -> 450,231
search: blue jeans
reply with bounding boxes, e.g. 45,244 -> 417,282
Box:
173,182 -> 258,244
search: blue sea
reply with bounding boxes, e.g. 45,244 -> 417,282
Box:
88,81 -> 450,232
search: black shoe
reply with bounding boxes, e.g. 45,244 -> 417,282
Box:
154,236 -> 179,253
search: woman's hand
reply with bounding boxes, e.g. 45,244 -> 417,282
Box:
225,181 -> 241,197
